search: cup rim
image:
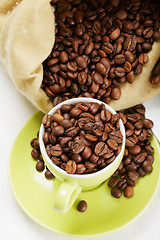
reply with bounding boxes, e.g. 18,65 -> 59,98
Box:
39,98 -> 126,179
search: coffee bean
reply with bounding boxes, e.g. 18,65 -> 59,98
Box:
111,88 -> 121,100
31,148 -> 39,159
52,113 -> 64,123
124,186 -> 134,198
139,53 -> 148,64
60,119 -> 73,129
123,61 -> 132,72
107,139 -> 118,150
77,200 -> 87,212
66,160 -> 77,174
76,56 -> 87,69
93,72 -> 104,84
89,103 -> 100,115
108,176 -> 120,188
50,146 -> 62,157
81,146 -> 92,159
94,142 -> 110,156
95,63 -> 107,75
128,171 -> 139,181
111,188 -> 122,198
60,51 -> 68,63
76,164 -> 86,174
70,108 -> 82,118
124,35 -> 137,52
115,67 -> 125,77
128,145 -> 141,155
124,51 -> 135,63
52,126 -> 64,136
45,170 -> 55,179
126,71 -> 134,83
110,28 -> 121,40
142,160 -> 153,173
116,9 -> 127,20
143,119 -> 153,129
114,54 -> 125,65
143,28 -> 153,39
70,137 -> 85,154
36,161 -> 45,172
85,134 -> 98,142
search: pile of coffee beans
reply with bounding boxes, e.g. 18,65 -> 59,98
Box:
108,104 -> 154,198
41,102 -> 123,174
150,58 -> 160,85
41,0 -> 160,106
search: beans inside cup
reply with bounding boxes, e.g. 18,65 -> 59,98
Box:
41,102 -> 123,174
41,0 -> 160,107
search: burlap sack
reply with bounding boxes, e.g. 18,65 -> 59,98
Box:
0,0 -> 159,113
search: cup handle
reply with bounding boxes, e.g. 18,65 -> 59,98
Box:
53,181 -> 82,213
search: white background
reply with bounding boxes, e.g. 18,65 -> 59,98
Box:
0,61 -> 160,240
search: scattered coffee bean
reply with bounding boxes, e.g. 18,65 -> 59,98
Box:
36,161 -> 45,172
124,186 -> 134,198
77,200 -> 87,212
45,170 -> 55,179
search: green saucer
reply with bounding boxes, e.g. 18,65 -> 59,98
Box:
9,112 -> 160,237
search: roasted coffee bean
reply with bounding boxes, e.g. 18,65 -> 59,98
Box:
70,137 -> 85,154
128,145 -> 141,155
128,171 -> 139,181
124,51 -> 135,63
143,119 -> 153,129
93,72 -> 104,84
142,160 -> 152,173
77,200 -> 87,212
124,186 -> 134,198
95,63 -> 107,75
66,160 -> 76,174
111,188 -> 122,198
81,146 -> 92,159
85,134 -> 98,142
50,145 -> 62,156
52,126 -> 64,136
31,148 -> 39,159
60,119 -> 73,129
111,88 -> 121,100
36,161 -> 45,172
114,54 -> 125,65
115,67 -> 125,77
124,35 -> 137,52
43,132 -> 50,145
123,61 -> 132,72
110,28 -> 121,41
76,56 -> 87,69
45,170 -> 55,179
94,142 -> 110,156
108,176 -> 120,188
107,139 -> 118,150
52,113 -> 64,123
76,164 -> 86,174
139,53 -> 148,64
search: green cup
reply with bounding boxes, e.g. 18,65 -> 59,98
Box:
39,98 -> 126,213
